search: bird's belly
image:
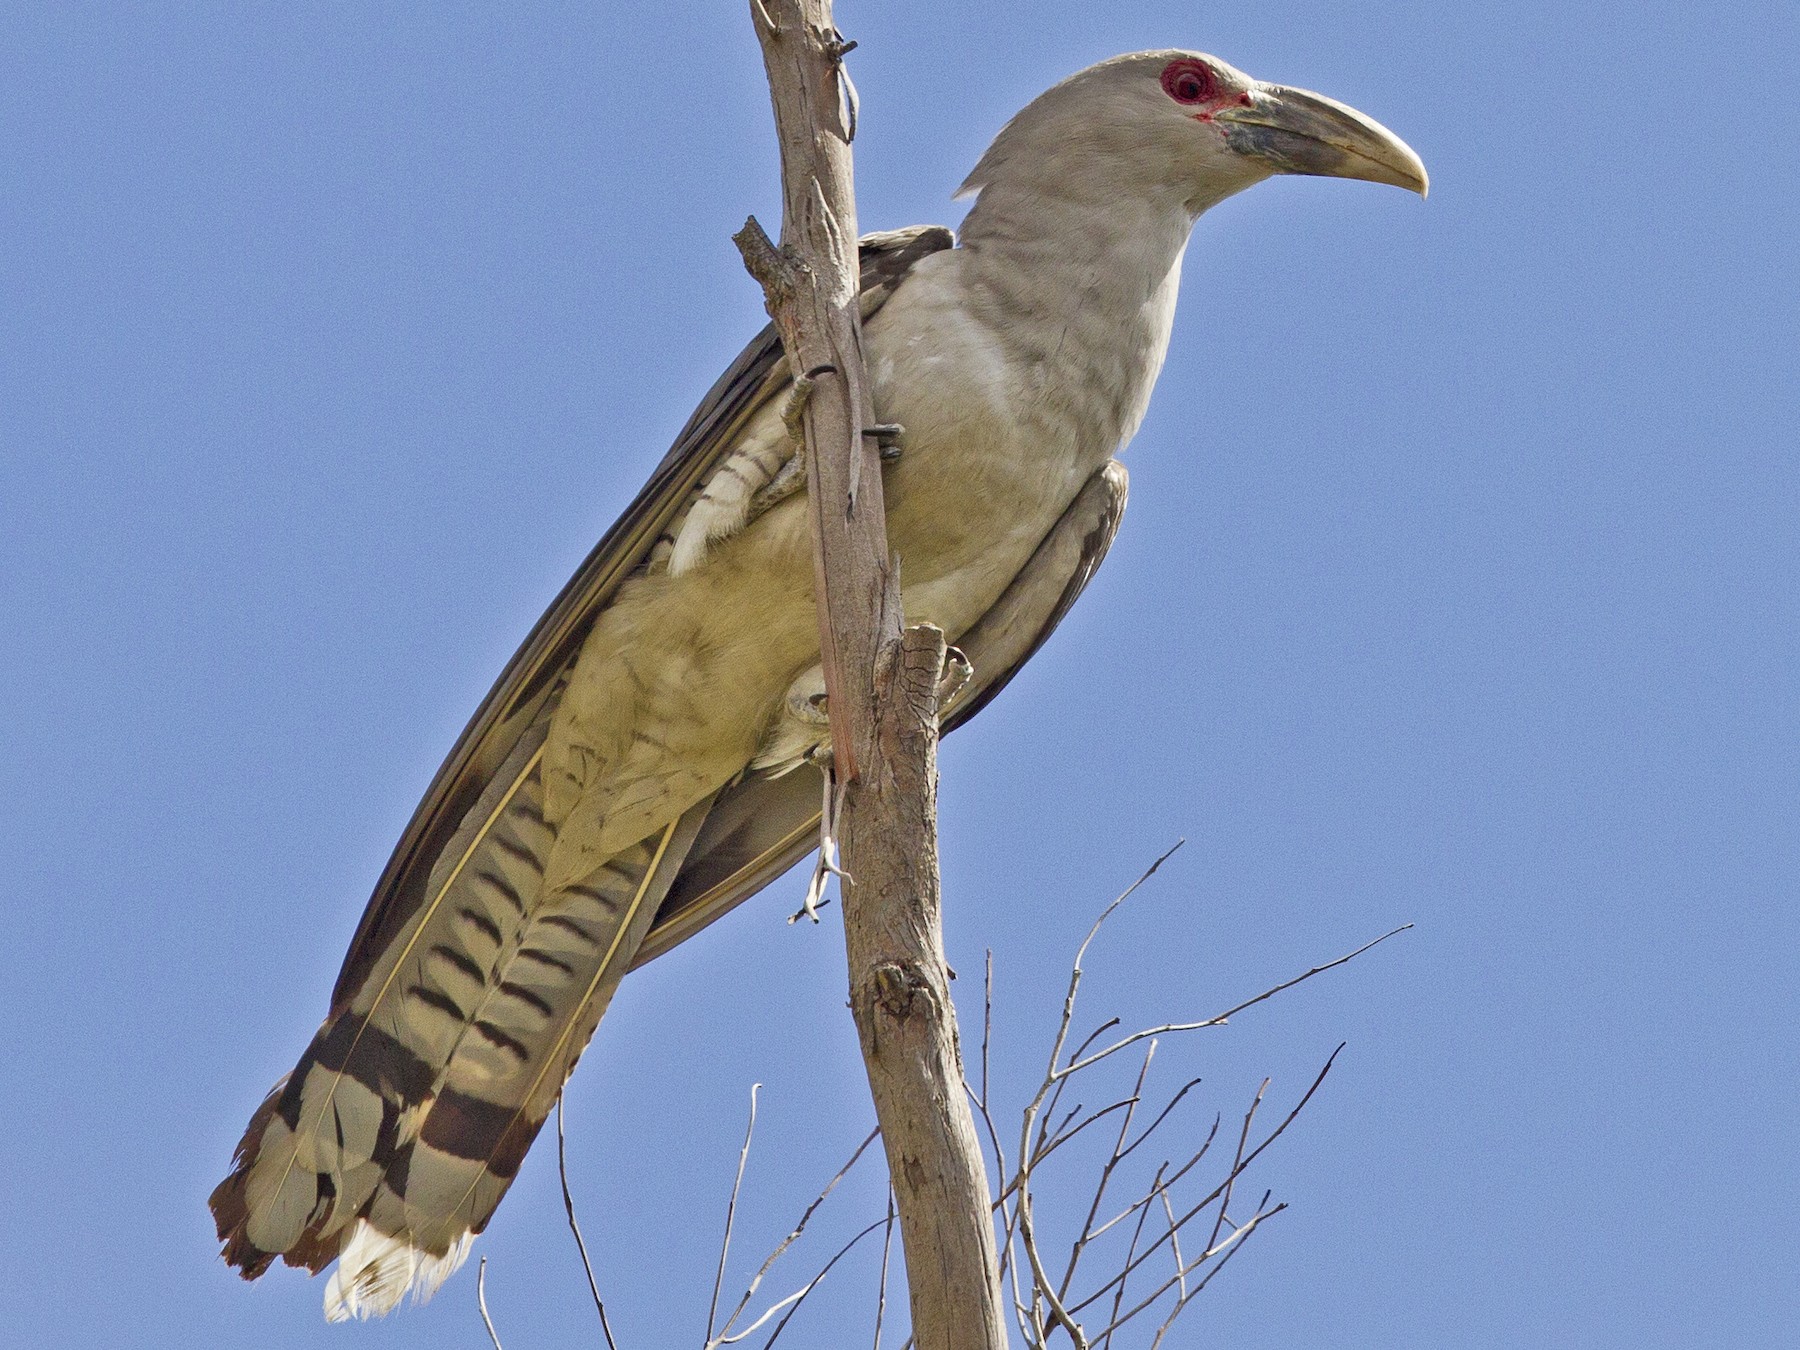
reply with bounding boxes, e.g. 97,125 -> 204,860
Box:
877,395 -> 1097,638
542,346 -> 1098,883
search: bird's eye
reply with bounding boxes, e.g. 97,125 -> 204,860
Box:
1160,60 -> 1216,106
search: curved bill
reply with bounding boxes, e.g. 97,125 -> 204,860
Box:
1218,84 -> 1429,197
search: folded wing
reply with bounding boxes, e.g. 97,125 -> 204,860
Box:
210,226 -> 1128,1318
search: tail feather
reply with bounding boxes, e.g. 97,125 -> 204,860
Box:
212,718 -> 709,1315
324,1221 -> 474,1322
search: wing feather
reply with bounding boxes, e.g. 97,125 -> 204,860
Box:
213,226 -> 957,1306
631,458 -> 1129,966
328,225 -> 955,1012
217,230 -> 1133,1312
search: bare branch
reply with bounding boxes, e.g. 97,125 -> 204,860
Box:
1046,840 -> 1186,1100
715,1126 -> 882,1344
678,834 -> 1390,1350
732,215 -> 798,306
1157,1186 -> 1185,1307
707,1083 -> 762,1348
1034,1020 -> 1118,1160
1060,1042 -> 1157,1299
1099,1161 -> 1164,1350
1038,1101 -> 1086,1159
756,1216 -> 896,1350
557,1095 -> 621,1350
985,853 -> 1402,1350
743,11 -> 1010,1342
1102,1198 -> 1288,1340
1206,1078 -> 1268,1258
1005,846 -> 1188,1338
1231,1044 -> 1344,1180
1020,846 -> 1184,1200
1015,1189 -> 1089,1350
1116,1077 -> 1205,1164
873,1190 -> 897,1350
1069,1049 -> 1342,1317
1034,1098 -> 1139,1169
1074,842 -> 1187,978
981,950 -> 994,1109
477,1257 -> 504,1350
1058,925 -> 1410,1078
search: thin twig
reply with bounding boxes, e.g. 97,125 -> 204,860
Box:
966,847 -> 1397,1347
873,1190 -> 896,1350
1013,845 -> 1198,1347
1057,926 -> 1410,1079
1058,1050 -> 1141,1299
1036,1019 -> 1118,1159
1158,1185 -> 1186,1305
1035,1098 -> 1139,1168
714,1127 -> 882,1344
1040,1101 -> 1085,1158
1033,843 -> 1184,1169
1206,1078 -> 1267,1257
707,1083 -> 761,1348
1099,1161 -> 1165,1350
1081,1113 -> 1219,1247
1069,1049 -> 1341,1317
1117,1077 -> 1205,1163
966,1072 -> 1028,1327
1144,1203 -> 1273,1350
1009,845 -> 1185,1337
1017,1191 -> 1088,1349
1074,842 -> 1187,976
1227,1046 -> 1344,1183
477,1256 -> 504,1350
981,950 -> 994,1109
756,1215 -> 893,1350
969,949 -> 1023,1297
1103,1198 -> 1287,1339
1062,1037 -> 1155,1299
557,1095 -> 621,1350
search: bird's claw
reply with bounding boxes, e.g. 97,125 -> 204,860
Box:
938,645 -> 973,705
782,375 -> 817,450
791,757 -> 854,924
790,852 -> 853,925
865,423 -> 906,459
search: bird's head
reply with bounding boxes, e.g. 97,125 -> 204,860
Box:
959,50 -> 1427,216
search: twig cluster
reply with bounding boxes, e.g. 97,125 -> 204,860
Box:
963,842 -> 1407,1350
703,1087 -> 890,1350
478,845 -> 1406,1350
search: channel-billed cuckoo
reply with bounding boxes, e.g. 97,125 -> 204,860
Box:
212,50 -> 1426,1319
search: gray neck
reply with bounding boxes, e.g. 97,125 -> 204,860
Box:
953,178 -> 1198,454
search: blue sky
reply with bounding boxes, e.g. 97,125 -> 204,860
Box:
3,2 -> 1795,1346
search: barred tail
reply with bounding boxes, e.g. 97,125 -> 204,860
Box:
210,730 -> 708,1318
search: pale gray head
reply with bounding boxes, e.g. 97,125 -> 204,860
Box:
960,50 -> 1427,218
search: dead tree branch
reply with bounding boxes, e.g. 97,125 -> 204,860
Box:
738,6 -> 1006,1349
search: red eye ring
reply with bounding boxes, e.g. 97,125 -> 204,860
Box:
1160,59 -> 1217,106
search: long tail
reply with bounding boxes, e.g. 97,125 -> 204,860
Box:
210,730 -> 707,1319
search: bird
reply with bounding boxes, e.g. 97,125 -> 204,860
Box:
211,48 -> 1426,1321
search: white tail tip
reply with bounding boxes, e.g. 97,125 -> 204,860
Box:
323,1220 -> 474,1322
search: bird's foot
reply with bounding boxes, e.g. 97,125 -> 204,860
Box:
789,760 -> 855,924
780,369 -> 828,451
865,422 -> 906,460
938,645 -> 973,705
